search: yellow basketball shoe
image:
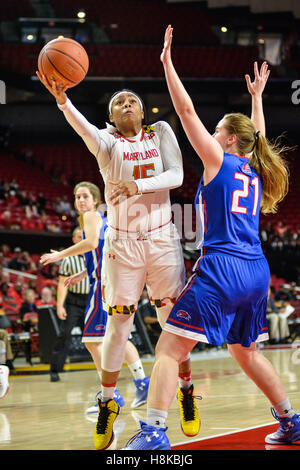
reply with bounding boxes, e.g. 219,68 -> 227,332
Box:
177,384 -> 201,437
94,398 -> 120,450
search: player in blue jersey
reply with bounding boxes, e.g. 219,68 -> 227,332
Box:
40,181 -> 150,449
123,26 -> 300,450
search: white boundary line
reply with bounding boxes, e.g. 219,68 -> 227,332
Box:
172,421 -> 276,448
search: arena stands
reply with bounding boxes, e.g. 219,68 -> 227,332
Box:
1,0 -> 288,80
0,150 -> 74,233
0,0 -> 35,21
0,0 -> 299,365
50,0 -> 222,45
0,42 -> 262,79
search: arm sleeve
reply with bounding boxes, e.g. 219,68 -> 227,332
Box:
57,98 -> 111,169
135,121 -> 183,193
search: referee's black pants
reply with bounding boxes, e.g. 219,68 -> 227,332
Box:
50,291 -> 88,373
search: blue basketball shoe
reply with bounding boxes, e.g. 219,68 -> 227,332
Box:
122,420 -> 171,450
86,389 -> 125,414
113,389 -> 125,408
131,377 -> 150,409
265,407 -> 300,444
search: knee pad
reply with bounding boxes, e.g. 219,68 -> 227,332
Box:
101,314 -> 134,372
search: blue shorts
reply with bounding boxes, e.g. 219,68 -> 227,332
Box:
164,253 -> 270,347
82,280 -> 107,342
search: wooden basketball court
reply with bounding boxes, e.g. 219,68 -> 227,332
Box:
1,344 -> 300,451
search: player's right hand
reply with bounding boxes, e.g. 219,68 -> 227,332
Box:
40,249 -> 61,266
36,70 -> 68,105
245,61 -> 270,97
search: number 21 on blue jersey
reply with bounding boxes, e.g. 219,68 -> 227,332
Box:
231,172 -> 259,216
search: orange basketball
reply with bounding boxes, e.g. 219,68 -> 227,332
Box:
38,38 -> 89,88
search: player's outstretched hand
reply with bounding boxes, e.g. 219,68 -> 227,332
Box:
64,272 -> 86,288
245,61 -> 270,97
36,70 -> 69,105
40,249 -> 61,266
160,25 -> 173,64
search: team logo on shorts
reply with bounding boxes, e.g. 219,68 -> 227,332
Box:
176,310 -> 191,322
95,324 -> 105,331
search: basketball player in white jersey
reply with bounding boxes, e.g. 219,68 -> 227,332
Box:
36,71 -> 200,449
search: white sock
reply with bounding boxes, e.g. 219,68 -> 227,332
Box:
128,359 -> 145,380
274,398 -> 295,418
101,382 -> 116,402
178,370 -> 192,390
147,408 -> 168,428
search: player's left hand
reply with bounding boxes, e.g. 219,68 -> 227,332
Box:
108,180 -> 138,205
245,61 -> 270,97
40,250 -> 60,266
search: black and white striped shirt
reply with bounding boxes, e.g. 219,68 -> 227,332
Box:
59,255 -> 90,294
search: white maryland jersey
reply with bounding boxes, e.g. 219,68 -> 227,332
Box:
97,122 -> 182,237
58,99 -> 183,238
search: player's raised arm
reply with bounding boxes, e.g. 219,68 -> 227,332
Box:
245,61 -> 270,137
160,25 -> 223,171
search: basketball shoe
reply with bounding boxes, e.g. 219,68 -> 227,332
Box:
131,377 -> 150,409
86,388 -> 125,414
177,384 -> 201,436
265,407 -> 300,444
0,366 -> 9,399
122,420 -> 171,450
94,398 -> 120,450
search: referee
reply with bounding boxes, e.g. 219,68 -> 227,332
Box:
50,227 -> 90,382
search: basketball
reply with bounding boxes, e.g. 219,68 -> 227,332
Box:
38,38 -> 89,88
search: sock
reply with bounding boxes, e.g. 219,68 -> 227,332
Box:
274,398 -> 295,418
101,381 -> 116,402
128,359 -> 146,380
147,408 -> 168,429
178,370 -> 192,390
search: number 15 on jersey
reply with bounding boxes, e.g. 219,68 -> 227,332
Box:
133,163 -> 155,180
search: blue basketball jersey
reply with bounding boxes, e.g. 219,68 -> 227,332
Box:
194,152 -> 264,261
82,211 -> 107,284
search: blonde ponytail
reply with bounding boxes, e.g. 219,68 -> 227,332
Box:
250,133 -> 289,214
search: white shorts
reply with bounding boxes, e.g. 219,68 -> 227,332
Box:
101,224 -> 185,312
